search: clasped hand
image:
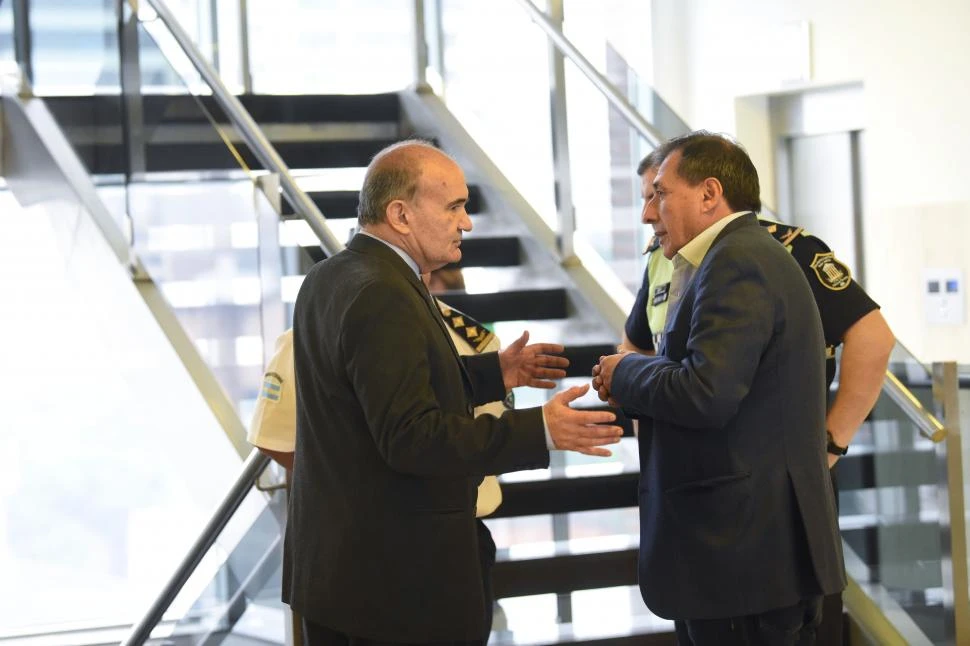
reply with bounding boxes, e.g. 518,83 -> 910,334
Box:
591,352 -> 629,406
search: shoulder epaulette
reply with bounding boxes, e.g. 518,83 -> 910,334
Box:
435,300 -> 495,354
644,235 -> 661,254
759,219 -> 804,247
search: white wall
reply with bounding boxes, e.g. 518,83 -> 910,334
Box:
650,0 -> 970,363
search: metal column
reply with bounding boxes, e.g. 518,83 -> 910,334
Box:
118,0 -> 146,178
412,0 -> 429,87
934,361 -> 969,644
12,0 -> 33,87
546,0 -> 576,262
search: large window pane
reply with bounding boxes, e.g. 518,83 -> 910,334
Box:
246,0 -> 414,93
0,190 -> 250,637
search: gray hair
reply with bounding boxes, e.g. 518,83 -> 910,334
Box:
357,139 -> 446,227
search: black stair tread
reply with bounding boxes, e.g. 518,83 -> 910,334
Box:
68,138 -> 400,174
492,471 -> 639,519
151,290 -> 576,330
493,547 -> 637,599
44,93 -> 402,126
280,215 -> 499,256
297,234 -> 518,268
54,122 -> 400,146
834,448 -> 938,491
283,184 -> 484,217
434,289 -> 567,322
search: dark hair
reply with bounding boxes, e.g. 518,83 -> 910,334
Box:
357,139 -> 442,227
662,130 -> 761,213
636,144 -> 670,176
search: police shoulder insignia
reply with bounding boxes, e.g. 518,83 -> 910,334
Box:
260,371 -> 283,402
762,220 -> 803,247
810,252 -> 852,291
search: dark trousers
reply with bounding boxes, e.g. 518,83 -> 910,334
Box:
301,520 -> 496,646
674,596 -> 823,646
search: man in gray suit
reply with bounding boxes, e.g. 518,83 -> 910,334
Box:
594,132 -> 844,645
286,140 -> 623,645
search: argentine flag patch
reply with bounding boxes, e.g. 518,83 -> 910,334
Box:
260,372 -> 283,402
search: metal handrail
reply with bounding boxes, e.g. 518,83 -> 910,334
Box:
512,0 -> 665,148
120,450 -> 271,646
883,370 -> 947,442
140,0 -> 344,256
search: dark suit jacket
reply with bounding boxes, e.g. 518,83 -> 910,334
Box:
612,214 -> 845,620
283,234 -> 549,642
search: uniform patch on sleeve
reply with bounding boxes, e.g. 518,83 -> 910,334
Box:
652,282 -> 670,306
810,252 -> 852,291
260,371 -> 283,402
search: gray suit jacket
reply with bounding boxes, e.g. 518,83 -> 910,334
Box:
283,234 -> 549,641
612,214 -> 845,620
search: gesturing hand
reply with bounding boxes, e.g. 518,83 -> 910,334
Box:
543,384 -> 624,457
499,330 -> 568,390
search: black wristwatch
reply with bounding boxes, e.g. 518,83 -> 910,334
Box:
826,431 -> 848,456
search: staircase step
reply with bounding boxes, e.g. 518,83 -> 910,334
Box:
561,343 -> 619,379
282,184 -> 484,218
297,234 -> 518,268
490,585 -> 676,646
44,93 -> 402,127
835,447 -> 937,491
492,472 -> 638,519
438,289 -> 567,322
494,542 -> 637,599
841,520 -> 944,571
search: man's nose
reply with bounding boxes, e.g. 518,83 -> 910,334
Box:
642,203 -> 657,224
460,209 -> 473,232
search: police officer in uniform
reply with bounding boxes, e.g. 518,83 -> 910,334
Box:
621,146 -> 895,645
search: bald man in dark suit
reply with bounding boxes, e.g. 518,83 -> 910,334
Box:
285,140 -> 623,645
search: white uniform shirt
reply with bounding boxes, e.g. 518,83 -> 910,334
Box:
247,305 -> 505,517
247,329 -> 297,452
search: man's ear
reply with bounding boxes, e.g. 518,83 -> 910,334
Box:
701,177 -> 724,212
386,200 -> 410,234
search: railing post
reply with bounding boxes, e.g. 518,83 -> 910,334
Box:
118,0 -> 146,178
206,0 -> 220,75
11,0 -> 33,88
254,173 -> 287,367
545,0 -> 575,262
412,0 -> 428,87
933,361 -> 969,644
238,0 -> 253,93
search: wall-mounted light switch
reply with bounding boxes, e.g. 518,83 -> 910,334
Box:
923,268 -> 964,325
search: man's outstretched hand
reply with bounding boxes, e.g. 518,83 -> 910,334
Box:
499,330 -> 568,390
544,384 -> 624,457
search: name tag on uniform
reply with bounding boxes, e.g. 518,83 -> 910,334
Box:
652,282 -> 670,306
